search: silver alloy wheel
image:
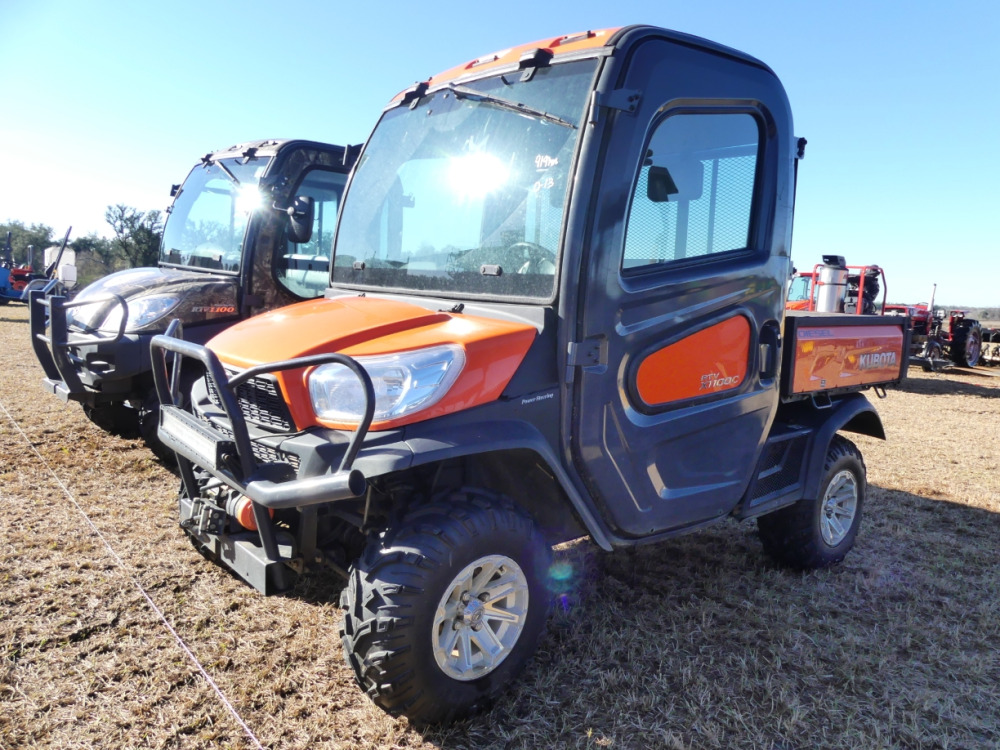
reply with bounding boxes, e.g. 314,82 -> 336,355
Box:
432,554 -> 529,681
821,469 -> 859,546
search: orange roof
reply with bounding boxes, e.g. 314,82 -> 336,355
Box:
392,28 -> 620,101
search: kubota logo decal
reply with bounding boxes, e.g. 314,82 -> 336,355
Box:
858,352 -> 898,370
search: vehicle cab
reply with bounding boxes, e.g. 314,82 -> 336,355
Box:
31,139 -> 355,454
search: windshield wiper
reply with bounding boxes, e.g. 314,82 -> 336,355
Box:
444,83 -> 576,129
214,160 -> 241,185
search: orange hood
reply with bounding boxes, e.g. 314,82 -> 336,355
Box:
207,296 -> 537,431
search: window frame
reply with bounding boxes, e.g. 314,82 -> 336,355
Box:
272,166 -> 348,299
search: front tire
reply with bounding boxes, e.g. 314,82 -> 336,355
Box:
83,403 -> 141,438
758,435 -> 866,568
340,489 -> 551,724
138,393 -> 177,464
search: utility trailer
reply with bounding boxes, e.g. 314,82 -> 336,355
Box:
152,26 -> 908,723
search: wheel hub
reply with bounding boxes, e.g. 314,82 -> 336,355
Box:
432,554 -> 529,681
820,469 -> 859,546
461,599 -> 486,630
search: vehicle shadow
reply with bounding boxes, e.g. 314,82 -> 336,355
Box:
0,314 -> 29,324
893,374 -> 1000,399
406,486 -> 1000,748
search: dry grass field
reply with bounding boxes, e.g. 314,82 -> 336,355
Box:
2,302 -> 999,749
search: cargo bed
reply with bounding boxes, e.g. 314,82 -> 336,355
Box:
781,312 -> 909,401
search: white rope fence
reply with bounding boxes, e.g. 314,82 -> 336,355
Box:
0,400 -> 266,750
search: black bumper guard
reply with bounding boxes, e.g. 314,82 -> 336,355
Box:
29,290 -> 129,399
149,330 -> 374,563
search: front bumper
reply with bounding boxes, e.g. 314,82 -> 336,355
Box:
30,290 -> 147,404
151,333 -> 375,590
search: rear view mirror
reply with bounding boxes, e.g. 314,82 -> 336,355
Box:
285,196 -> 315,244
646,158 -> 704,203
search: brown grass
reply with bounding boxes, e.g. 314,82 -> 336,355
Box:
2,302 -> 999,749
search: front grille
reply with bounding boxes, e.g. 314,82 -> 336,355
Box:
206,372 -> 295,431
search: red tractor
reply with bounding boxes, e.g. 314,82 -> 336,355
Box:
884,297 -> 983,368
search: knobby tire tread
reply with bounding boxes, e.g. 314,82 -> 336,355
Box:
340,488 -> 550,724
757,435 -> 865,569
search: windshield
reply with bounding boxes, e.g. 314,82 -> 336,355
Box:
333,59 -> 600,300
160,156 -> 270,272
788,274 -> 812,302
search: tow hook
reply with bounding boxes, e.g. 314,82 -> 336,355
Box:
181,499 -> 226,535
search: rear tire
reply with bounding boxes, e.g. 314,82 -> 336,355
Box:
951,322 -> 982,367
340,489 -> 551,724
758,435 -> 865,568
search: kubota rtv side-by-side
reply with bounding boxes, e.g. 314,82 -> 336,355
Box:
152,27 -> 909,723
30,140 -> 356,458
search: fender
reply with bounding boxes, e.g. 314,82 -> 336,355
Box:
783,393 -> 885,501
390,418 -> 614,550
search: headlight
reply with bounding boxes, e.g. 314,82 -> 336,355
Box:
65,299 -> 106,330
309,345 -> 466,424
100,295 -> 182,333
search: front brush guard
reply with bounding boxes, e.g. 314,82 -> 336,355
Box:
30,290 -> 129,399
150,327 -> 374,564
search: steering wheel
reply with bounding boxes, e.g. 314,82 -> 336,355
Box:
507,242 -> 556,275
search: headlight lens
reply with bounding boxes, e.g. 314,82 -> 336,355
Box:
100,295 -> 182,333
309,344 -> 466,424
65,299 -> 106,330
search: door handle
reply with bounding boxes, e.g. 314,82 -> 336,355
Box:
759,325 -> 781,380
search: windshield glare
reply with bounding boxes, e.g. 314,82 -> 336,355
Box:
160,156 -> 270,272
333,59 -> 599,300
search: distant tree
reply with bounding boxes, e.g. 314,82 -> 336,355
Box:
72,233 -> 115,266
0,220 -> 55,268
71,233 -> 118,286
104,204 -> 163,268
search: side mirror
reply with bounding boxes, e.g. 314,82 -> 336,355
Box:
647,166 -> 679,202
285,196 -> 315,244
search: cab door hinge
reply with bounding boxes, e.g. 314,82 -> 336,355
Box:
565,338 -> 607,383
589,89 -> 642,125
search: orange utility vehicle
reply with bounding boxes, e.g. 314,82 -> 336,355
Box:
152,27 -> 909,723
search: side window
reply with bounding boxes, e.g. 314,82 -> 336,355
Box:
274,168 -> 347,298
623,112 -> 760,272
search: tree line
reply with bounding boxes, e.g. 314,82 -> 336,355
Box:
2,206 -> 163,286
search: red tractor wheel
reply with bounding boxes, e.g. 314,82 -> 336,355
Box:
951,322 -> 982,367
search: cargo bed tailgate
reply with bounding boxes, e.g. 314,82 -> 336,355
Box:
781,312 -> 909,400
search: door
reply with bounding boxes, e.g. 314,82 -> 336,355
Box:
570,39 -> 791,537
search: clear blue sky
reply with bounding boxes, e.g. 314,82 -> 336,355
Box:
2,0 -> 998,306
